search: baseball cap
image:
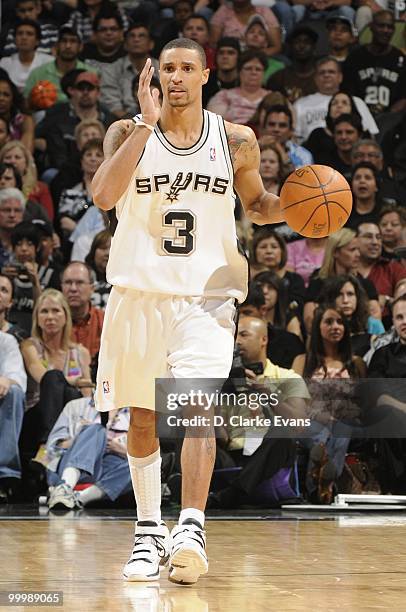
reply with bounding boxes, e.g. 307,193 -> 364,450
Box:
31,219 -> 53,238
75,71 -> 100,87
246,14 -> 270,34
326,14 -> 358,36
287,25 -> 319,44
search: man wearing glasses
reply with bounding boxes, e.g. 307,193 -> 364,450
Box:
61,261 -> 104,376
80,13 -> 126,70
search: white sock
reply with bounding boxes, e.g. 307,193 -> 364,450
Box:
61,467 -> 80,489
127,449 -> 161,523
179,508 -> 205,528
77,485 -> 105,506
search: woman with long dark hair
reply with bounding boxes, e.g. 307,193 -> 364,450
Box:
0,74 -> 34,152
321,274 -> 385,356
254,270 -> 302,339
303,303 -> 366,504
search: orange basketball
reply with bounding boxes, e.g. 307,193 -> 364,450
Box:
280,165 -> 352,238
30,80 -> 58,110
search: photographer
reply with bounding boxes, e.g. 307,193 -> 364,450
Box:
210,316 -> 309,508
2,222 -> 42,334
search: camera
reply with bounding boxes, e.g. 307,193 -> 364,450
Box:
228,349 -> 264,393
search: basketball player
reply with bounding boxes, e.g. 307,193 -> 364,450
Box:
92,38 -> 283,585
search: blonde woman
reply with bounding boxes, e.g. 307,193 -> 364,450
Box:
20,289 -> 92,458
0,140 -> 54,220
303,228 -> 381,333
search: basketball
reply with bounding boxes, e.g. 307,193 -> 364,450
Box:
280,165 -> 352,238
30,80 -> 58,110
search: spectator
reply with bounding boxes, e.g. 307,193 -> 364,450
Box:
304,228 -> 380,333
84,229 -> 112,310
203,37 -> 240,107
259,140 -> 287,196
155,0 -> 194,55
0,19 -> 51,91
100,24 -> 159,119
305,91 -> 378,163
79,11 -> 126,69
379,204 -> 406,260
266,25 -> 318,103
0,164 -> 49,224
239,281 -> 306,371
254,270 -> 303,339
35,71 -> 114,171
57,138 -> 104,242
70,206 -> 107,262
262,104 -> 314,168
326,14 -> 357,63
351,139 -> 406,205
343,10 -> 406,116
0,141 -> 53,220
210,315 -> 309,509
250,227 -> 306,312
368,295 -> 406,377
20,289 -> 92,459
0,273 -> 29,343
321,273 -> 385,356
244,15 -> 285,80
287,236 -> 327,287
210,0 -> 282,56
0,330 -> 27,503
182,15 -> 216,70
66,0 -> 129,44
364,280 -> 406,366
318,113 -> 363,179
0,188 -> 25,267
208,50 -> 269,125
45,400 -> 131,510
0,74 -> 35,153
292,0 -> 355,23
2,0 -> 59,57
293,56 -> 377,143
346,162 -> 382,229
33,219 -> 63,291
356,222 -> 406,314
24,26 -> 97,106
50,118 -> 106,204
303,303 -> 366,504
2,222 -> 42,335
61,261 -> 104,372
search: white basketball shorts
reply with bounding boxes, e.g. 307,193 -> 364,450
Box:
95,287 -> 237,412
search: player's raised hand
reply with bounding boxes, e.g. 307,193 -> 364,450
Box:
138,58 -> 161,126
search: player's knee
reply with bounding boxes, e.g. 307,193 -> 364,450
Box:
130,407 -> 156,431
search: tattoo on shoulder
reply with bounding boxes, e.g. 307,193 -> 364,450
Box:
227,129 -> 257,164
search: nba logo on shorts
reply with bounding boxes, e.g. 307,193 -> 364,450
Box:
103,380 -> 110,394
210,147 -> 216,161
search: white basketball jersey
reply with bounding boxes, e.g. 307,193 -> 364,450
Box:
107,110 -> 248,303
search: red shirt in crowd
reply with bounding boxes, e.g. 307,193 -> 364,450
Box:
71,303 -> 104,361
368,257 -> 406,297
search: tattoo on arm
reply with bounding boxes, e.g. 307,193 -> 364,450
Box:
227,130 -> 258,166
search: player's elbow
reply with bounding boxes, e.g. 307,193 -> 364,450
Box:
92,187 -> 116,211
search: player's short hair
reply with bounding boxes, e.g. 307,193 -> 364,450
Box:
160,37 -> 206,69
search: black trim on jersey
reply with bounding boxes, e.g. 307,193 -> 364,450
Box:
155,110 -> 209,156
217,115 -> 234,189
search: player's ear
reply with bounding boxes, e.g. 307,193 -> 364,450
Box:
202,68 -> 210,85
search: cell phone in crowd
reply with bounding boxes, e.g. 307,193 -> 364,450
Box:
244,362 -> 264,375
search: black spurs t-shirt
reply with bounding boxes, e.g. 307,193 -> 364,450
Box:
343,46 -> 406,115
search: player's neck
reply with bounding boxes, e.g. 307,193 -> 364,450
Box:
160,104 -> 204,145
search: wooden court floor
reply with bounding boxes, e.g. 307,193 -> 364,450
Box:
2,516 -> 406,611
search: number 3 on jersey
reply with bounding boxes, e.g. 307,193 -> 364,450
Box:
162,210 -> 196,256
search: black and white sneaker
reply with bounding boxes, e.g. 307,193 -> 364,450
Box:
168,519 -> 208,585
123,521 -> 170,582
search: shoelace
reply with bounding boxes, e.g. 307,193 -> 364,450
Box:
131,533 -> 167,561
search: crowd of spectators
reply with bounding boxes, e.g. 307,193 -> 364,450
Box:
0,0 -> 405,509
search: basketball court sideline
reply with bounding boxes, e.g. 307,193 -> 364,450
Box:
2,506 -> 406,611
